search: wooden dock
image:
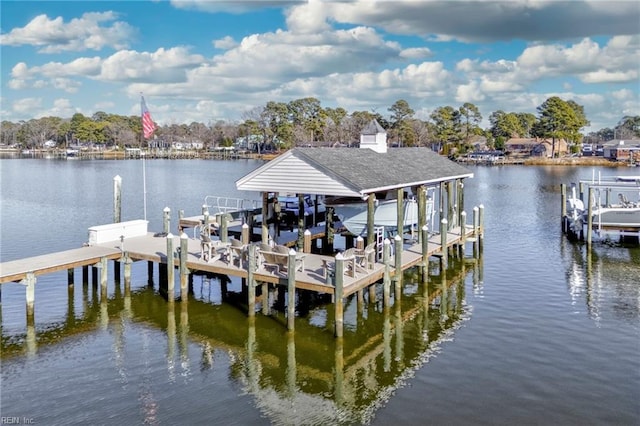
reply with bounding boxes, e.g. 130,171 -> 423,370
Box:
0,215 -> 483,340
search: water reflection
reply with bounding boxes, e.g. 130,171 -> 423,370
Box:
1,253 -> 480,424
564,239 -> 640,326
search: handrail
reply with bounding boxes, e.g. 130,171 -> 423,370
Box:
203,196 -> 260,215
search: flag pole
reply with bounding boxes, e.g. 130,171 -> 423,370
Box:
140,94 -> 157,222
140,93 -> 149,221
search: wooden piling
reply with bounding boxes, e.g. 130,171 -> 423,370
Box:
440,218 -> 448,268
560,184 -> 567,233
303,229 -> 311,253
241,223 -> 249,244
421,224 -> 429,284
396,188 -> 404,240
178,210 -> 184,232
473,206 -> 479,239
262,192 -> 269,244
147,261 -> 154,286
248,244 -> 256,316
24,272 -> 35,320
460,211 -> 467,245
67,268 -> 74,286
113,175 -> 122,223
367,193 -> 375,246
261,283 -> 269,315
334,252 -> 345,337
179,232 -> 189,300
458,180 -> 465,231
220,214 -> 228,243
166,233 -> 175,298
394,234 -> 402,299
100,256 -> 108,291
417,186 -> 426,244
287,249 -> 297,331
383,239 -> 391,307
163,207 -> 171,235
297,194 -> 305,251
587,187 -> 594,246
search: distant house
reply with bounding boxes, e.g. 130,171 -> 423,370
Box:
505,137 -> 568,157
602,139 -> 640,162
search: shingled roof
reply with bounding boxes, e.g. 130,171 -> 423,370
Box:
236,147 -> 473,197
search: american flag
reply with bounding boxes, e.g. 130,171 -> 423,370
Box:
141,95 -> 157,139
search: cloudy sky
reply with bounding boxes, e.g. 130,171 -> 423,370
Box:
1,0 -> 638,132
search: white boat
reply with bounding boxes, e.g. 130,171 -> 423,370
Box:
565,176 -> 640,241
325,189 -> 435,238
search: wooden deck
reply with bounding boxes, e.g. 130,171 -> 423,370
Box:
0,245 -> 121,284
0,226 -> 477,297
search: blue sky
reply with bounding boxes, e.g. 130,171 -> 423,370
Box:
1,0 -> 638,132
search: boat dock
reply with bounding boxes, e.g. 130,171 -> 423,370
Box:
2,146 -> 488,337
561,176 -> 640,245
0,212 -> 484,337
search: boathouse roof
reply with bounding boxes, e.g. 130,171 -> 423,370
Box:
236,147 -> 473,197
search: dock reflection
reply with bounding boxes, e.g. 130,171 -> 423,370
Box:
1,254 -> 481,424
564,239 -> 640,325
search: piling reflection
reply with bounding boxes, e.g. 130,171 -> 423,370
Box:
564,239 -> 640,325
1,253 -> 479,424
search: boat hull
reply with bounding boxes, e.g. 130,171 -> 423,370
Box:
327,198 -> 432,237
590,207 -> 640,228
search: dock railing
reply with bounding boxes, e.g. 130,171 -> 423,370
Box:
203,196 -> 260,215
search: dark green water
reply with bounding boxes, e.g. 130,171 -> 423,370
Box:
1,159 -> 638,425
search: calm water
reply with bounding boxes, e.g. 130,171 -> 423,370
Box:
1,158 -> 638,425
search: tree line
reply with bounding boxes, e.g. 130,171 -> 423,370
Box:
2,96 -> 638,157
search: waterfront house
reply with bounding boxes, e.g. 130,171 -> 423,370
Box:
505,137 -> 568,157
602,139 -> 640,162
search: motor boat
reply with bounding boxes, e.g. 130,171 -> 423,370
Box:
565,176 -> 640,241
325,189 -> 435,238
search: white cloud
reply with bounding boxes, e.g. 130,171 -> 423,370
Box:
399,47 -> 433,59
0,12 -> 135,53
214,36 -> 238,50
13,98 -> 42,114
318,0 -> 640,42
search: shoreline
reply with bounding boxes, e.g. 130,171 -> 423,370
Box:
1,148 -> 634,167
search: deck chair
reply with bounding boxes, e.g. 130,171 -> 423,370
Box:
259,246 -> 288,274
228,237 -> 247,268
355,242 -> 376,270
200,233 -> 214,262
342,248 -> 358,277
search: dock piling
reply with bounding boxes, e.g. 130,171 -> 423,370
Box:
394,234 -> 402,298
440,218 -> 448,268
23,272 -> 36,320
166,233 -> 175,298
288,249 -> 297,331
179,232 -> 189,300
421,224 -> 429,284
334,252 -> 345,337
164,207 -> 171,235
248,244 -> 256,316
383,239 -> 391,307
113,175 -> 122,223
